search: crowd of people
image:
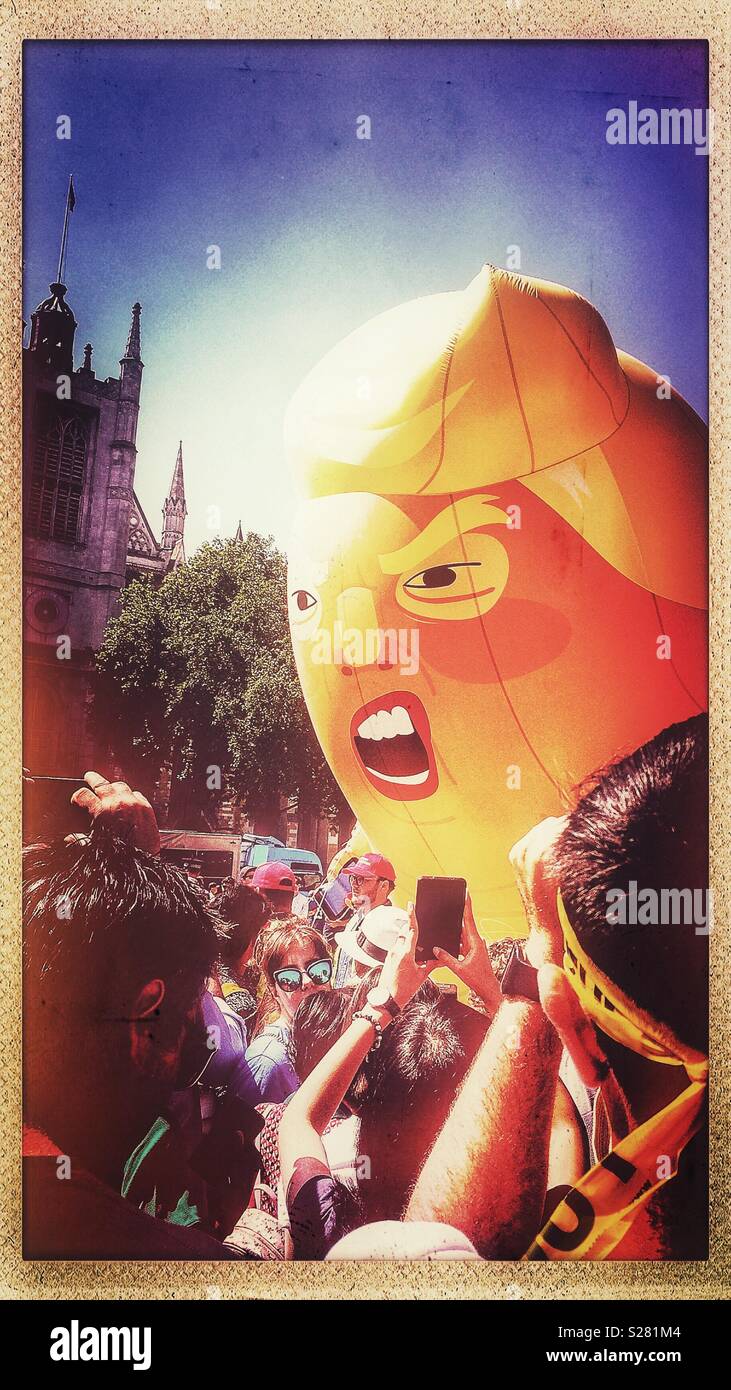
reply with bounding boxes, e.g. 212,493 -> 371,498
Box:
22,714 -> 709,1261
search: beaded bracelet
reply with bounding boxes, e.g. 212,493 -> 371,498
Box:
352,1009 -> 383,1049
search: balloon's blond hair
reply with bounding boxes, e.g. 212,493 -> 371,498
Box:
286,265 -> 707,609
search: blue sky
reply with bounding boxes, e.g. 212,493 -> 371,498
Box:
24,39 -> 708,555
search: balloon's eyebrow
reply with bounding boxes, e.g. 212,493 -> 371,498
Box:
378,495 -> 509,576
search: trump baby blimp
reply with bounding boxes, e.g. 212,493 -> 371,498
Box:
285,264 -> 707,934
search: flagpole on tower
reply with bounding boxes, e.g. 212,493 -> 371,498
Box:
56,175 -> 76,285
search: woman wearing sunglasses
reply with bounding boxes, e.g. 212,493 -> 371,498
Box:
244,920 -> 333,1102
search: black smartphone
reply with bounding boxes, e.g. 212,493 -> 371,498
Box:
23,775 -> 90,844
414,876 -> 466,963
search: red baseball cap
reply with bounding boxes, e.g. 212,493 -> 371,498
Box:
251,861 -> 297,893
344,853 -> 396,883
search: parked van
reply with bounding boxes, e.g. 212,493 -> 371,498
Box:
159,830 -> 323,885
240,834 -> 323,883
159,830 -> 243,881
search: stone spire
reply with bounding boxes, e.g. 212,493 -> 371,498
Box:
123,302 -> 142,363
161,441 -> 187,563
169,441 -> 185,505
115,302 -> 143,450
234,519 -> 243,542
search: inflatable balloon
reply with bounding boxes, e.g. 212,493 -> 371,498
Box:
286,265 -> 707,936
324,824 -> 370,884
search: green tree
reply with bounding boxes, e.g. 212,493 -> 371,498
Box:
92,534 -> 349,832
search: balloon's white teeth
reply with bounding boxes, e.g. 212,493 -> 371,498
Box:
356,706 -> 415,741
367,768 -> 429,786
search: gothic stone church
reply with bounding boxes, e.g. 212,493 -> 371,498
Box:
23,278 -> 187,776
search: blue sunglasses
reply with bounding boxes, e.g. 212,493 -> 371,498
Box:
272,958 -> 333,992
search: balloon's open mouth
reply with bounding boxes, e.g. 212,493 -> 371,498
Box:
349,691 -> 438,801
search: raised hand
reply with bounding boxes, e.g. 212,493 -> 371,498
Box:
70,770 -> 161,855
433,892 -> 501,1011
378,904 -> 431,1009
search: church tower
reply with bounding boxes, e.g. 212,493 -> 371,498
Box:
161,441 -> 187,565
99,302 -> 144,579
27,176 -> 78,377
23,178 -> 146,775
28,281 -> 77,377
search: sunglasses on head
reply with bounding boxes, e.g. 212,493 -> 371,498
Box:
272,958 -> 333,992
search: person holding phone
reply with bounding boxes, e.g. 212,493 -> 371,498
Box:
405,884 -> 587,1254
276,897 -> 513,1256
278,908 -> 431,1258
406,720 -> 708,1259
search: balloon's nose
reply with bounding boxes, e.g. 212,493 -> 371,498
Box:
337,586 -> 379,636
336,588 -> 394,673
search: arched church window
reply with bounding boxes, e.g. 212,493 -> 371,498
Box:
28,414 -> 87,543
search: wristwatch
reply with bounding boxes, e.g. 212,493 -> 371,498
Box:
500,943 -> 541,1003
366,985 -> 401,1018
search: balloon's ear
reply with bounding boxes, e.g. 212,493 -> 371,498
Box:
129,979 -> 166,1074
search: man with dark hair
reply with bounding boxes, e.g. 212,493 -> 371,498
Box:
23,775 -> 255,1259
553,712 -> 708,1059
407,715 -> 709,1260
541,713 -> 709,1259
211,879 -> 271,1026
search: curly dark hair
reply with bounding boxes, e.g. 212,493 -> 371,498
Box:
217,879 -> 271,966
23,823 -> 219,1126
553,713 -> 708,1051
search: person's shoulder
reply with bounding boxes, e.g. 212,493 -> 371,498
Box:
245,1025 -> 293,1082
245,1026 -> 298,1100
246,1023 -> 289,1061
215,997 -> 249,1052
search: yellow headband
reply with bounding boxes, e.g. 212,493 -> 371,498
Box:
523,892 -> 707,1261
557,890 -> 706,1078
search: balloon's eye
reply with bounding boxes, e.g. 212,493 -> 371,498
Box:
292,590 -> 318,612
396,525 -> 509,622
405,562 -> 479,591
